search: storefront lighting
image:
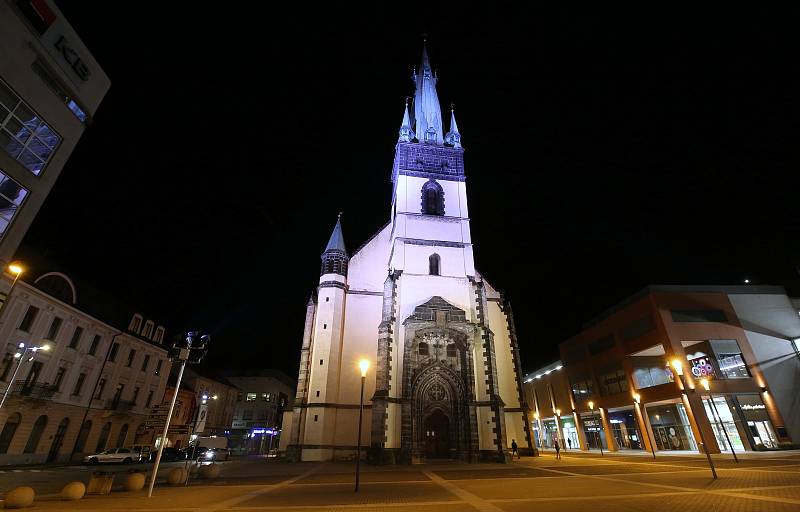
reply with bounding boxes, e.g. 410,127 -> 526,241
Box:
555,365 -> 563,370
670,359 -> 683,376
533,412 -> 539,420
760,386 -> 768,394
633,393 -> 641,404
588,401 -> 594,410
700,378 -> 710,391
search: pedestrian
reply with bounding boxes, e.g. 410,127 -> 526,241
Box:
554,438 -> 561,460
567,438 -> 572,450
511,439 -> 519,459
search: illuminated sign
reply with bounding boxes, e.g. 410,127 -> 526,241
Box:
740,404 -> 765,411
689,356 -> 715,378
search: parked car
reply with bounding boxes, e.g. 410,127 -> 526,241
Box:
83,447 -> 137,464
153,447 -> 187,462
131,444 -> 152,463
200,447 -> 230,462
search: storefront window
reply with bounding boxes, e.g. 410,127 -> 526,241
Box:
735,394 -> 778,449
645,403 -> 697,451
608,409 -> 643,450
560,416 -> 579,450
702,396 -> 745,452
581,415 -> 607,450
541,419 -> 558,448
710,340 -> 749,379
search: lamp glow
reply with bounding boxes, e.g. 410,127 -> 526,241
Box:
555,408 -> 561,416
359,359 -> 369,378
633,393 -> 641,404
533,412 -> 539,420
670,359 -> 683,376
8,264 -> 23,275
588,400 -> 594,410
700,378 -> 710,391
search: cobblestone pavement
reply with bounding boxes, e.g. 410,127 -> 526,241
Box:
3,451 -> 800,511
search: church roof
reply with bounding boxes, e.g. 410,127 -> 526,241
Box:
413,42 -> 444,145
324,214 -> 347,254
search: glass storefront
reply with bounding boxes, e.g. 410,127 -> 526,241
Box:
735,394 -> 779,450
608,409 -> 643,450
701,396 -> 745,452
581,414 -> 608,450
541,419 -> 558,448
645,402 -> 697,451
560,416 -> 579,450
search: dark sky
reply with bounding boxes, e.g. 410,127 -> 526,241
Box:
18,5 -> 800,377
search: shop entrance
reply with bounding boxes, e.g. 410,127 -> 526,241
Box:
424,410 -> 451,458
646,402 -> 697,451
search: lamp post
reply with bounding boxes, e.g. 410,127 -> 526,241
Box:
634,393 -> 656,459
700,378 -> 738,463
671,359 -> 717,479
0,342 -> 49,410
355,359 -> 369,492
588,401 -> 603,456
0,263 -> 24,323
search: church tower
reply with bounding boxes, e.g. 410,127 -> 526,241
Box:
283,44 -> 531,464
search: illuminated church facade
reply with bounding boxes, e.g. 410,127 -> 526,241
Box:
281,46 -> 532,463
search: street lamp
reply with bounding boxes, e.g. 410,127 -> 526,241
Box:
588,401 -> 603,456
670,359 -> 717,479
0,263 -> 24,322
700,378 -> 738,463
0,341 -> 49,410
355,359 -> 369,492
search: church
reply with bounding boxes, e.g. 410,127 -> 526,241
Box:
281,45 -> 532,463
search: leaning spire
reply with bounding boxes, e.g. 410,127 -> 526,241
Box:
445,103 -> 461,148
413,40 -> 444,145
399,97 -> 414,142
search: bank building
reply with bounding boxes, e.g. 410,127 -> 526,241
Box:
280,45 -> 531,463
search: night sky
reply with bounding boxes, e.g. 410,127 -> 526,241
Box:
17,5 -> 800,377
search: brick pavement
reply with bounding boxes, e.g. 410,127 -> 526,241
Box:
4,451 -> 800,511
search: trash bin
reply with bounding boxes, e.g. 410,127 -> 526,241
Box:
87,471 -> 115,495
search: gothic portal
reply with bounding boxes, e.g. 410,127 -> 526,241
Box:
281,44 -> 531,464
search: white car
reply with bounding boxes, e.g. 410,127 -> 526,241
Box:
83,447 -> 137,464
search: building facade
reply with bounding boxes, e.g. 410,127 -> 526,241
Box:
177,367 -> 238,438
0,0 -> 109,267
226,370 -> 293,455
0,272 -> 171,464
524,285 -> 800,455
282,46 -> 530,463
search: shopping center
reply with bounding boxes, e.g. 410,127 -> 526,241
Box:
523,285 -> 800,454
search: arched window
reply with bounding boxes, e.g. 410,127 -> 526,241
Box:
0,413 -> 21,453
47,418 -> 69,463
74,420 -> 92,453
115,423 -> 129,448
446,343 -> 457,358
418,342 -> 429,356
95,422 -> 112,452
421,180 -> 444,215
24,415 -> 48,453
429,254 -> 440,276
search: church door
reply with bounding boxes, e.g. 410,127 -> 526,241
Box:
424,410 -> 451,458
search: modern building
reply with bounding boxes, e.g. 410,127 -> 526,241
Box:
176,366 -> 238,438
524,285 -> 800,455
281,45 -> 530,463
225,370 -> 293,455
0,270 -> 171,464
0,0 -> 110,267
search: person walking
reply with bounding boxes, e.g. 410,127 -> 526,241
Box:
511,439 -> 519,459
554,438 -> 561,460
567,438 -> 572,450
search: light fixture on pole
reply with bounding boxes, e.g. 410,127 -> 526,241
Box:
670,358 -> 717,479
0,263 -> 24,323
588,401 -> 603,456
700,378 -> 738,463
355,359 -> 369,492
633,393 -> 656,459
0,342 -> 49,410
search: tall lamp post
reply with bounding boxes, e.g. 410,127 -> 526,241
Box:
0,263 -> 24,322
355,359 -> 369,493
588,401 -> 603,456
0,342 -> 50,410
700,378 -> 738,463
671,360 -> 717,479
634,393 -> 656,459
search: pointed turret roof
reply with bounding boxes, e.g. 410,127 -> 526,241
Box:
413,42 -> 444,145
445,104 -> 462,148
398,98 -> 414,142
324,213 -> 347,254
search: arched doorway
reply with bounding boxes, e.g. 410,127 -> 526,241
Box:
24,415 -> 47,453
47,418 -> 69,462
115,424 -> 129,448
95,422 -> 112,452
0,413 -> 21,453
424,409 -> 450,458
74,420 -> 92,453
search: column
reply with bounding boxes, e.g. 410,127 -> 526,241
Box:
599,407 -> 617,451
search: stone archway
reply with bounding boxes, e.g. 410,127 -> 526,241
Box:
423,409 -> 450,458
410,362 -> 469,461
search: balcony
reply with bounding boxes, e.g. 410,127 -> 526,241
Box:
4,382 -> 56,400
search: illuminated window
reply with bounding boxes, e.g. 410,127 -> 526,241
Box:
0,79 -> 61,175
421,179 -> 444,215
246,393 -> 257,401
0,170 -> 27,240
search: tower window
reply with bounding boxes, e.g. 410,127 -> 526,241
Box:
421,179 -> 444,215
418,342 -> 429,356
447,343 -> 457,358
429,254 -> 440,276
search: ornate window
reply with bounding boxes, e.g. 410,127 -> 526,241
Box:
429,254 -> 440,276
418,342 -> 429,356
421,179 -> 444,215
446,343 -> 457,358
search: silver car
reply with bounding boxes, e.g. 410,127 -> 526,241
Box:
83,447 -> 137,464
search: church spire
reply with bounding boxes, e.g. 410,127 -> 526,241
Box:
320,213 -> 349,277
445,103 -> 462,148
398,97 -> 414,143
413,40 -> 444,145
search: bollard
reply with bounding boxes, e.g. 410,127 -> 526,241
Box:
4,486 -> 35,508
61,481 -> 86,501
198,463 -> 220,479
123,471 -> 146,491
166,467 -> 187,485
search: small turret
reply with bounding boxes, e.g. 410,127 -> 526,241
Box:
444,104 -> 462,148
320,213 -> 348,277
399,98 -> 415,143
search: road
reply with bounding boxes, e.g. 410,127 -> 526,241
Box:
1,450 -> 799,510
